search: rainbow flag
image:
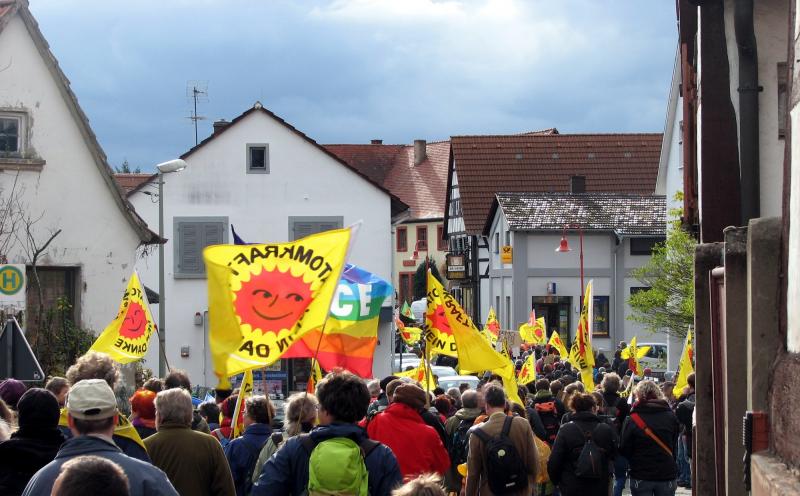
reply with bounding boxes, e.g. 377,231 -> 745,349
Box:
283,264 -> 392,378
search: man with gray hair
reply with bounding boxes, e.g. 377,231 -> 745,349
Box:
144,388 -> 235,496
443,389 -> 483,492
22,379 -> 177,496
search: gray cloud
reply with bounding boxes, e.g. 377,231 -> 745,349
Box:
29,0 -> 676,171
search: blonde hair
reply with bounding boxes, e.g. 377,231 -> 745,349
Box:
391,473 -> 446,496
284,393 -> 319,437
635,380 -> 665,402
155,388 -> 193,427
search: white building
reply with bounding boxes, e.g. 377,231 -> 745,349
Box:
0,2 -> 157,334
483,192 -> 666,358
129,103 -> 406,388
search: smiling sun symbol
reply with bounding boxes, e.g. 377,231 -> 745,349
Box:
119,301 -> 147,340
427,304 -> 453,336
233,267 -> 314,335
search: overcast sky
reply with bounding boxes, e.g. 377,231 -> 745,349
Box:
30,0 -> 677,172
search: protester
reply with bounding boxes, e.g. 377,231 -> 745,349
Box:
549,379 -> 564,404
225,395 -> 274,496
144,388 -> 234,496
0,378 -> 26,410
253,369 -> 402,495
211,394 -> 237,445
620,381 -> 680,496
531,378 -> 564,445
547,392 -> 617,495
22,379 -> 177,496
433,394 -> 453,420
367,379 -> 381,401
443,390 -> 482,493
129,389 -> 157,440
465,383 -> 538,496
198,401 -> 221,432
445,387 -> 462,410
162,369 -> 210,433
391,473 -> 447,496
51,455 -> 130,496
0,397 -> 14,428
675,373 -> 696,488
45,377 -> 69,407
367,375 -> 398,417
599,372 -> 631,496
63,352 -> 149,462
368,383 -> 450,478
0,388 -> 65,495
142,378 -> 164,394
251,392 -> 318,488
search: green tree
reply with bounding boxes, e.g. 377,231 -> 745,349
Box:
628,193 -> 696,338
115,159 -> 141,174
413,256 -> 443,300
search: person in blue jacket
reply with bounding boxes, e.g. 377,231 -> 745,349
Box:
224,395 -> 274,496
252,369 -> 402,496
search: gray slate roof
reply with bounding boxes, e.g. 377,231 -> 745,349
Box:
494,192 -> 667,236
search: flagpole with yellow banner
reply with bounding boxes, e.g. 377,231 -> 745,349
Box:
232,368 -> 254,438
620,337 -> 650,377
672,329 -> 695,397
568,280 -> 596,388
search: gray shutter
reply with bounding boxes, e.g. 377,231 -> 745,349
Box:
292,222 -> 317,241
179,222 -> 202,274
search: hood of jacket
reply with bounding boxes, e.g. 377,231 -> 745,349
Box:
383,402 -> 426,423
534,390 -> 553,400
309,422 -> 367,444
453,407 -> 482,421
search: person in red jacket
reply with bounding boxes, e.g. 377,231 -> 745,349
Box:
366,383 -> 450,479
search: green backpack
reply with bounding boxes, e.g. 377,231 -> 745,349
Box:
301,435 -> 379,496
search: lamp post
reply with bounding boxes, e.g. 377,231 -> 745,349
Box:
555,224 -> 584,345
156,159 -> 187,378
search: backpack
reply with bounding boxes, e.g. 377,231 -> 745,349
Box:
301,435 -> 379,496
472,416 -> 528,495
251,432 -> 284,487
573,423 -> 607,479
448,417 -> 474,468
600,396 -> 623,432
533,435 -> 551,484
534,401 -> 560,445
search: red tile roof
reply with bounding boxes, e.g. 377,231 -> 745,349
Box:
450,133 -> 663,234
325,141 -> 450,220
114,173 -> 156,194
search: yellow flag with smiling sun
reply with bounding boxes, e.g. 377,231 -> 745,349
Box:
204,228 -> 351,388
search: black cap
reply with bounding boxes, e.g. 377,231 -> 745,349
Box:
17,388 -> 60,429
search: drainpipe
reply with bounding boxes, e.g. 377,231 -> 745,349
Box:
612,232 -> 623,346
734,0 -> 760,223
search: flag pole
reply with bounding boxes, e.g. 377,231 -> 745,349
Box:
423,264 -> 433,408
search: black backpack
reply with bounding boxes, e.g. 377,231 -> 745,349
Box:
534,400 -> 560,445
573,423 -> 607,479
472,416 -> 528,494
448,417 -> 474,467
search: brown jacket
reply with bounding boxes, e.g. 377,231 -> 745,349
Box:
144,423 -> 235,496
465,412 -> 538,496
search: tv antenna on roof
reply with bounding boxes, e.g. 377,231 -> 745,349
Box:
186,81 -> 208,146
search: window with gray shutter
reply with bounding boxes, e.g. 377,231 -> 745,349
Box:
174,217 -> 228,278
288,216 -> 344,241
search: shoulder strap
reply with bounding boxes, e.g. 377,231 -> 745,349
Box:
630,413 -> 673,457
358,438 -> 381,459
501,416 -> 513,437
472,426 -> 490,444
299,434 -> 317,454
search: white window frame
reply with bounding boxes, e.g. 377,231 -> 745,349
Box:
0,112 -> 25,157
246,143 -> 269,174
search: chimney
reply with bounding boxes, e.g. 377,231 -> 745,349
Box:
371,139 -> 383,145
570,175 -> 586,193
213,119 -> 230,134
414,139 -> 427,165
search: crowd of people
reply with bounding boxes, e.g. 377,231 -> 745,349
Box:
0,343 -> 695,496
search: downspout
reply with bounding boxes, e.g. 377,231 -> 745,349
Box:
612,232 -> 623,346
734,0 -> 761,223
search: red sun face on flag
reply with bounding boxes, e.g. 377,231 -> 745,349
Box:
119,301 -> 147,340
487,320 -> 500,334
428,305 -> 453,335
234,269 -> 313,334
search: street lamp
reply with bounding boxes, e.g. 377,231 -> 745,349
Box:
555,225 -> 584,345
156,159 -> 187,377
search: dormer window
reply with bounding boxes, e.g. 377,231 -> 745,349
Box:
247,143 -> 269,173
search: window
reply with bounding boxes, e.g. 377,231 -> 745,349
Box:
504,230 -> 511,246
778,62 -> 787,139
592,295 -> 610,337
437,225 -> 447,251
397,227 -> 408,252
288,216 -> 343,241
630,286 -> 651,295
174,217 -> 228,278
630,237 -> 665,256
0,114 -> 23,157
493,233 -> 500,253
399,272 -> 414,305
27,266 -> 80,325
416,226 -> 428,251
505,296 -> 511,330
247,143 -> 269,173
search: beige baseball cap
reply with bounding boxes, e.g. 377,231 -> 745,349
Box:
66,379 -> 118,420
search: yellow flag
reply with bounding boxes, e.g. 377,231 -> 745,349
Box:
548,331 -> 568,360
204,228 -> 351,388
396,360 -> 436,390
232,369 -> 254,438
483,307 -> 501,345
517,353 -> 537,385
307,361 -> 323,393
568,281 -> 595,388
398,319 -> 423,346
672,330 -> 695,397
89,271 -> 156,363
519,310 -> 547,345
620,337 -> 651,376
